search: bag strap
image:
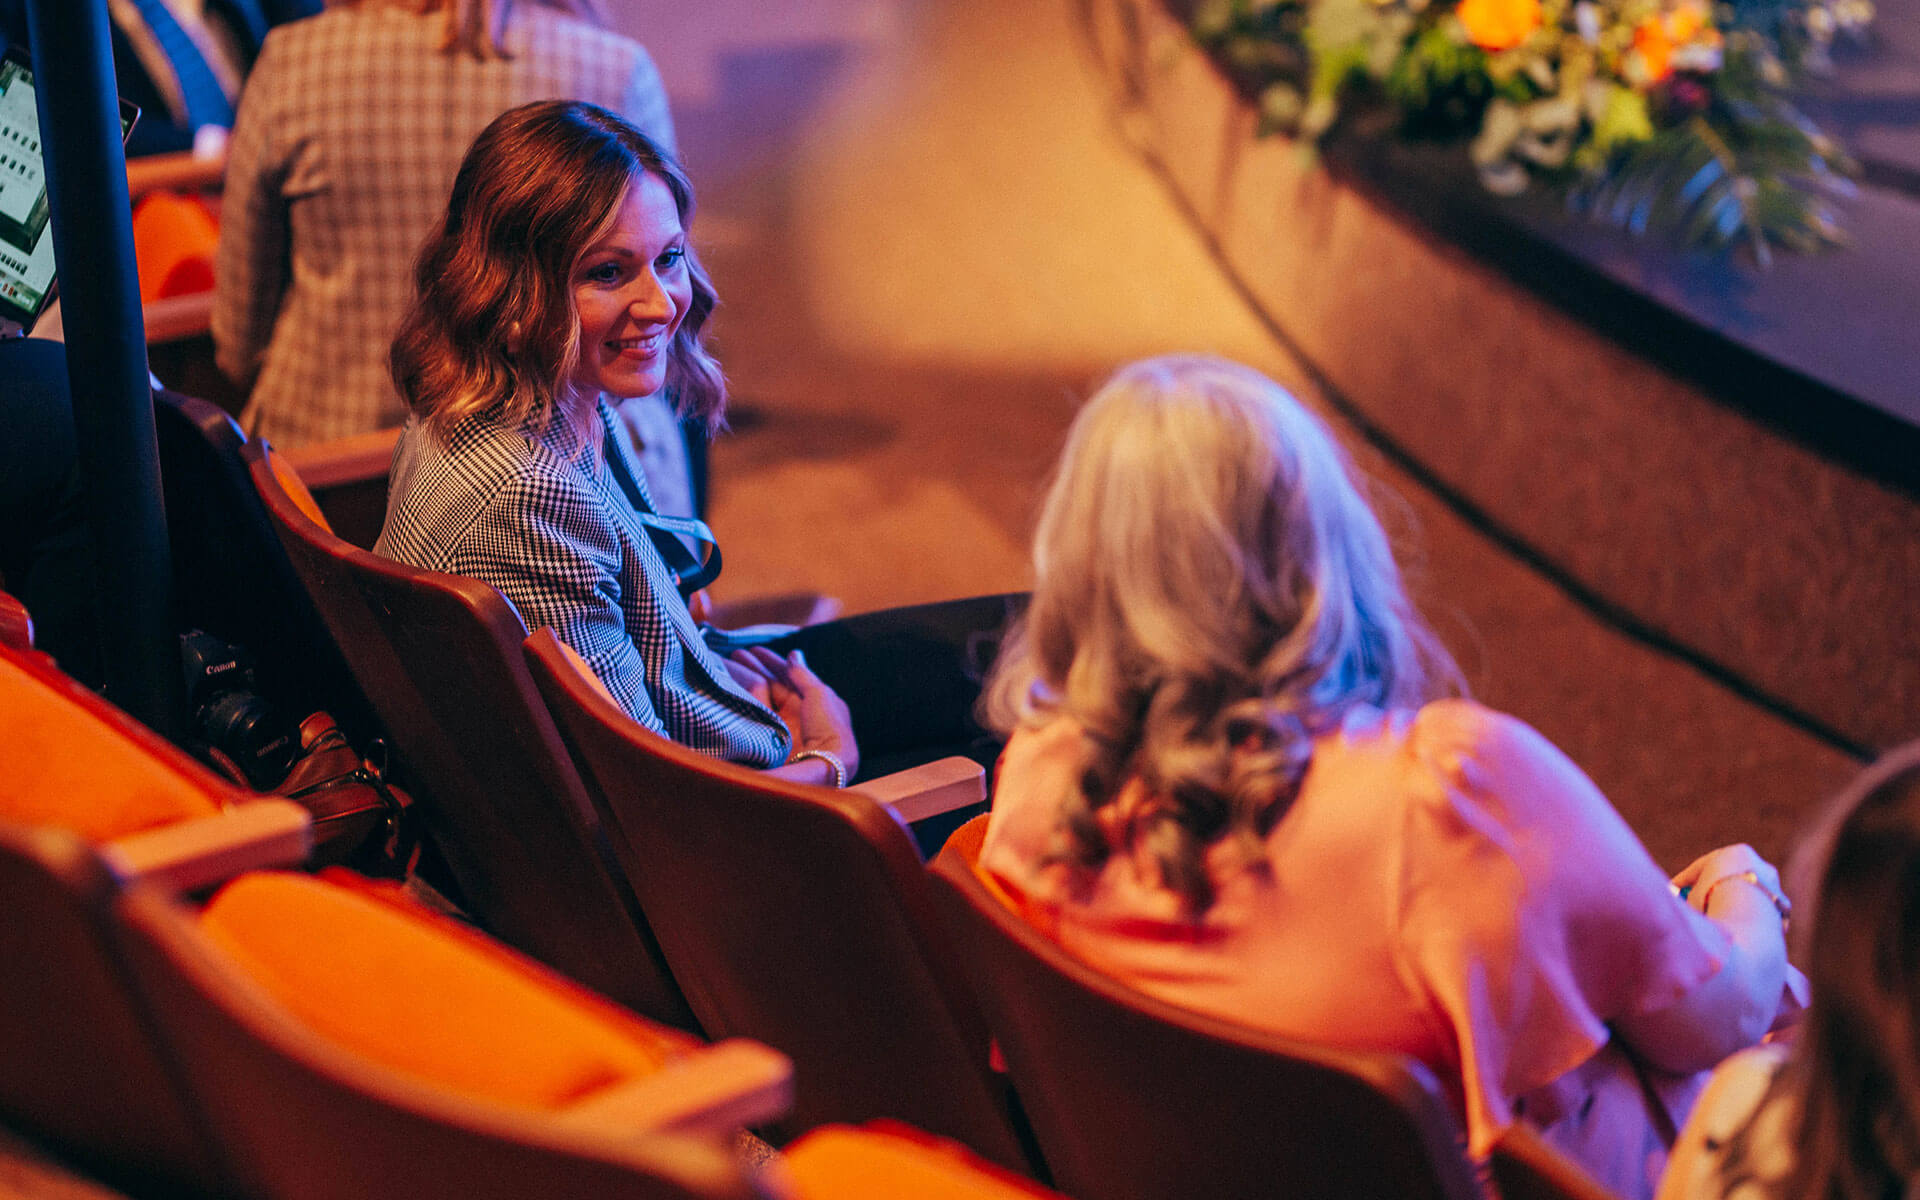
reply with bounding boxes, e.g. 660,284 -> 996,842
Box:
602,424 -> 722,595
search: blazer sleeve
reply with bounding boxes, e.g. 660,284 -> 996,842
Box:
446,465 -> 668,737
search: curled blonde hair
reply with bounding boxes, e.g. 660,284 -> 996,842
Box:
984,355 -> 1461,914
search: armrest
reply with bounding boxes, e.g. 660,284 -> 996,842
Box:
558,1039 -> 793,1138
143,291 -> 213,344
126,149 -> 226,199
101,800 -> 311,893
851,756 -> 986,825
281,427 -> 402,491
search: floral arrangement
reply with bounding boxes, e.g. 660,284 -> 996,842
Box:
1186,0 -> 1874,260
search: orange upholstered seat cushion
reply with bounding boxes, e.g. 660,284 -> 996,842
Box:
131,191 -> 219,302
198,871 -> 697,1110
0,655 -> 224,840
784,1123 -> 1062,1199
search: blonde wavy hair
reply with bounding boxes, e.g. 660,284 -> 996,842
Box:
983,355 -> 1462,914
336,0 -> 608,60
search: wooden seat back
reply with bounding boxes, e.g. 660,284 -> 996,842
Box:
244,442 -> 695,1029
0,820 -> 229,1196
525,629 -> 1036,1172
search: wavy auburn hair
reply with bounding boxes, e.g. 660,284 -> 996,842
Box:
983,355 -> 1461,915
1717,744 -> 1920,1199
390,100 -> 724,433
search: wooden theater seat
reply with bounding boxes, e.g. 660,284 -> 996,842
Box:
0,633 -> 303,1194
782,1124 -> 1067,1199
117,866 -> 793,1200
928,817 -> 1487,1200
246,440 -> 699,1029
0,638 -> 312,888
524,630 -> 1037,1174
0,631 -> 790,1199
153,390 -> 383,754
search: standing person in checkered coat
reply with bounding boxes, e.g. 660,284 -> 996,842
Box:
212,0 -> 677,450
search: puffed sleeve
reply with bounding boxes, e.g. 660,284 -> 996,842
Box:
211,28 -> 291,389
1390,700 -> 1730,1158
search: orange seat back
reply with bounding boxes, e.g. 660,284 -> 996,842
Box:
131,191 -> 218,302
0,646 -> 228,842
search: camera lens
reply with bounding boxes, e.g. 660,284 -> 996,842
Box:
200,691 -> 299,790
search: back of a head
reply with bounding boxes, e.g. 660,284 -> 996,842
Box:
1767,747 -> 1920,1197
984,354 -> 1458,913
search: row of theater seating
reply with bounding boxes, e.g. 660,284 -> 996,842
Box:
4,380 -> 1623,1199
0,589 -> 1066,1199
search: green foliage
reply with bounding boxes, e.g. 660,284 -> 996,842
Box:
1181,0 -> 1869,260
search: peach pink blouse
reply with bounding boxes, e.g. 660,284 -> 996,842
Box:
981,700 -> 1778,1198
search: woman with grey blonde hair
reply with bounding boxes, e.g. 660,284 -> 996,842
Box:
978,355 -> 1803,1200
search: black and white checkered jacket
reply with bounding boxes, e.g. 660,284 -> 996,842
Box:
375,401 -> 791,768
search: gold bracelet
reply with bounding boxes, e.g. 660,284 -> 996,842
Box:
1700,870 -> 1792,920
789,748 -> 847,789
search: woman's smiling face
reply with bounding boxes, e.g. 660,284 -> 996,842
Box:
568,171 -> 692,401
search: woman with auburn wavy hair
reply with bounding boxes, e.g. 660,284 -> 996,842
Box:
1659,745 -> 1920,1200
378,100 -> 1016,793
213,0 -> 677,448
977,355 -> 1804,1200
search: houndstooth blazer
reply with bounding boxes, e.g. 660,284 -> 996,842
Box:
374,399 -> 793,768
212,5 -> 675,447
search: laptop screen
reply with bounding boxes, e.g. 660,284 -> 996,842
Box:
0,45 -> 138,336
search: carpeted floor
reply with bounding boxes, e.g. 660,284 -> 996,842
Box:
612,0 -> 1865,874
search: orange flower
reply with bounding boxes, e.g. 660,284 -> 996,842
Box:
1458,0 -> 1543,50
1631,3 -> 1718,82
1632,14 -> 1675,79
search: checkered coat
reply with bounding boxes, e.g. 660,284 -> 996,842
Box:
212,5 -> 675,447
374,400 -> 792,768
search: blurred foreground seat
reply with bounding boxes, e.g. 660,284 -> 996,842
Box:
0,617 -> 787,1199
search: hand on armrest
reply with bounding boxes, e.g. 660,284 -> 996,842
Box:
851,757 -> 985,825
557,1039 -> 793,1138
101,800 -> 311,893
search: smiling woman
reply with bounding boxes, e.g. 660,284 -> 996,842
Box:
372,100 -> 1013,797
376,101 -> 801,772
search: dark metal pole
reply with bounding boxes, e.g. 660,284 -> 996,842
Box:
25,0 -> 187,739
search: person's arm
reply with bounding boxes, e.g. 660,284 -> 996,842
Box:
1618,845 -> 1790,1074
1395,700 -> 1786,1153
210,33 -> 291,390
